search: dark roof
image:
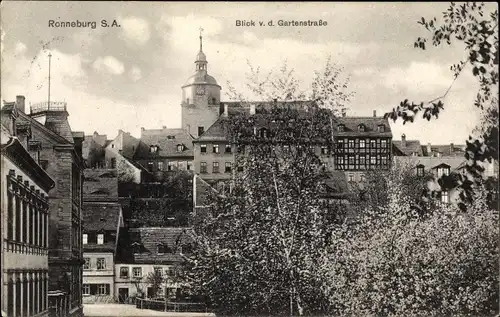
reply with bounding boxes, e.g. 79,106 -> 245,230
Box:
333,117 -> 392,137
134,128 -> 194,158
392,140 -> 423,156
124,227 -> 194,264
83,169 -> 118,201
196,112 -> 392,143
222,100 -> 315,115
83,202 -> 122,231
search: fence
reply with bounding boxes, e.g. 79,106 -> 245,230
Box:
135,298 -> 208,312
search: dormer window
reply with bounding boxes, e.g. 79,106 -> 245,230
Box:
150,145 -> 158,153
358,124 -> 365,132
338,124 -> 345,132
437,165 -> 450,177
97,233 -> 104,245
157,243 -> 170,254
167,135 -> 175,140
377,124 -> 385,132
131,242 -> 141,254
177,144 -> 184,152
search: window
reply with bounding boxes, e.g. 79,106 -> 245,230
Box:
370,140 -> 376,148
82,284 -> 90,296
348,139 -> 354,148
147,162 -> 153,172
97,284 -> 110,295
187,161 -> 193,171
437,166 -> 450,177
154,267 -> 163,276
110,158 -> 116,169
120,267 -> 129,278
338,124 -> 345,132
381,155 -> 388,166
213,162 -> 220,173
348,174 -> 355,182
177,144 -> 184,152
377,124 -> 385,132
158,244 -> 170,254
360,156 -> 366,165
370,156 -> 376,165
132,242 -> 141,254
283,145 -> 290,153
97,234 -> 104,245
225,144 -> 232,153
111,144 -> 115,148
150,145 -> 158,153
212,97 -> 216,104
417,166 -> 425,176
168,161 -> 178,171
358,124 -> 365,132
186,98 -> 190,104
381,139 -> 387,148
321,146 -> 328,155
96,258 -> 106,270
359,140 -> 365,148
441,191 -> 450,203
200,144 -> 207,153
259,128 -> 268,138
133,267 -> 142,278
83,258 -> 91,270
158,161 -> 164,171
200,162 -> 207,173
213,144 -> 219,153
83,234 -> 88,245
360,174 -> 366,182
225,162 -> 232,173
198,126 -> 204,136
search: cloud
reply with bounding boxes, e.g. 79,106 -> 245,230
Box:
120,16 -> 150,46
129,65 -> 142,81
381,61 -> 451,94
93,56 -> 125,75
14,42 -> 27,54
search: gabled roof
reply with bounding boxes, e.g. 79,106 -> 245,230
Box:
333,117 -> 392,137
393,156 -> 466,173
83,202 -> 122,231
83,168 -> 118,200
195,119 -> 227,142
120,227 -> 194,264
392,140 -> 423,156
134,128 -> 194,158
17,111 -> 72,145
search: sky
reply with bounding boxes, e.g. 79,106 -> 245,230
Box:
0,1 -> 491,144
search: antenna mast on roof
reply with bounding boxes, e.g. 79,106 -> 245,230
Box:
48,52 -> 52,107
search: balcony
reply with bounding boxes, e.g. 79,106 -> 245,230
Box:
30,101 -> 67,115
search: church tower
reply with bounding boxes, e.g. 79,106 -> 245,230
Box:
181,29 -> 221,137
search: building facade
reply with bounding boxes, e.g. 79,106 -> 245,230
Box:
82,167 -> 123,303
1,100 -> 55,317
114,227 -> 193,302
12,97 -> 85,317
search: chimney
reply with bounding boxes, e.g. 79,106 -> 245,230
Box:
223,104 -> 228,117
250,104 -> 256,115
427,143 -> 432,155
15,95 -> 25,113
450,143 -> 454,153
373,110 -> 377,117
162,125 -> 167,130
401,134 -> 406,148
273,98 -> 278,105
342,111 -> 346,118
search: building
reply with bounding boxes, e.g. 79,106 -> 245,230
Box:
1,100 -> 55,317
11,97 -> 85,317
133,126 -> 195,181
391,134 -> 497,204
114,227 -> 194,302
82,202 -> 123,303
81,167 -> 123,303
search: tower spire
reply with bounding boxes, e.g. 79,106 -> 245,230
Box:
199,27 -> 204,52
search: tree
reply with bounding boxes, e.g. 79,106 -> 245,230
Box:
117,158 -> 136,183
321,174 -> 499,316
384,2 -> 499,210
146,269 -> 165,299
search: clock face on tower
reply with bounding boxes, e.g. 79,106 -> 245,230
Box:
196,86 -> 205,95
